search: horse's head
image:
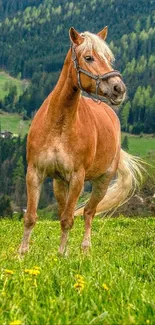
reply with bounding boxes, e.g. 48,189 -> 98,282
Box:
69,27 -> 126,106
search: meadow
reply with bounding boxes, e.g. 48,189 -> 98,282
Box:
0,112 -> 30,137
124,135 -> 155,157
0,77 -> 155,324
0,216 -> 155,325
0,72 -> 28,100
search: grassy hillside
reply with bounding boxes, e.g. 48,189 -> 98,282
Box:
0,216 -> 155,325
0,71 -> 28,100
0,112 -> 30,136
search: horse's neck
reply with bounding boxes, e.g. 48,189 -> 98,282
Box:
47,50 -> 80,130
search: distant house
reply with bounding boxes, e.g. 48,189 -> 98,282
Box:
0,130 -> 13,138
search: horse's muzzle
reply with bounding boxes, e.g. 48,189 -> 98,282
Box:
100,76 -> 126,106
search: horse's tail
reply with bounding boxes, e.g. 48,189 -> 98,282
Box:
75,149 -> 144,216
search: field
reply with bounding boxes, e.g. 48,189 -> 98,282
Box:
0,72 -> 28,100
0,112 -> 30,137
122,134 -> 155,157
0,216 -> 155,325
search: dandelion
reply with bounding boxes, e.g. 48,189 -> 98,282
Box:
146,320 -> 150,325
77,278 -> 85,284
102,283 -> 109,291
4,269 -> 14,275
33,266 -> 41,270
75,274 -> 84,281
74,282 -> 85,291
74,274 -> 85,292
24,269 -> 40,276
9,320 -> 22,325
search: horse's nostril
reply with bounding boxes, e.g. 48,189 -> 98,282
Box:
114,84 -> 121,93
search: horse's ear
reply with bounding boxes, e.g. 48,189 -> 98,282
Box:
69,27 -> 83,45
97,26 -> 108,40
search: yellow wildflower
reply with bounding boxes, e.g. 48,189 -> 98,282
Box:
33,266 -> 41,270
9,320 -> 22,325
74,274 -> 85,292
102,283 -> 109,291
74,282 -> 84,289
24,269 -> 29,273
4,269 -> 14,275
31,269 -> 40,276
77,279 -> 85,284
24,269 -> 40,276
146,321 -> 150,325
75,274 -> 84,279
1,292 -> 6,297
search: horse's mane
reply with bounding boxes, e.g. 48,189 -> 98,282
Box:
78,31 -> 115,65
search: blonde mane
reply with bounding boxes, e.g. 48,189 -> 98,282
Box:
78,31 -> 115,64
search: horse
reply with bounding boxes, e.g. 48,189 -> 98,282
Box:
19,26 -> 142,255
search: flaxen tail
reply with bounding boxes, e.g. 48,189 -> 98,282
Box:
75,149 -> 144,216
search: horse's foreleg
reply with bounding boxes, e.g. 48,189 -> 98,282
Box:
53,179 -> 68,218
19,166 -> 42,254
82,173 -> 114,251
59,170 -> 85,255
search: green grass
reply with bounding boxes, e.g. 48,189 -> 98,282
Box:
122,133 -> 155,157
0,112 -> 30,136
0,71 -> 28,100
0,216 -> 155,325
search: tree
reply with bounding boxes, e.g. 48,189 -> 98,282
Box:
122,135 -> 129,151
0,195 -> 13,218
120,101 -> 131,132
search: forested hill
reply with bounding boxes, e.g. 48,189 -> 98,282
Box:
0,0 -> 155,133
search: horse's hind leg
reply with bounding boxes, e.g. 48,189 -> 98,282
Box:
19,165 -> 42,254
82,172 -> 114,251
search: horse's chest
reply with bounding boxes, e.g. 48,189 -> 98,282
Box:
38,145 -> 73,180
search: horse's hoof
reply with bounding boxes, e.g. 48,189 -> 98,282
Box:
58,247 -> 68,257
81,240 -> 91,252
18,245 -> 29,255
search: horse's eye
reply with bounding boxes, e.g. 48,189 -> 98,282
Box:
84,56 -> 94,62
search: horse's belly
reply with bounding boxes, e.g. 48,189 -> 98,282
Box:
85,144 -> 118,180
85,162 -> 109,180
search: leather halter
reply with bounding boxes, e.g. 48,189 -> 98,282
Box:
71,43 -> 122,103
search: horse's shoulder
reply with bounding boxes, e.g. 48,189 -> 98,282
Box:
80,96 -> 120,126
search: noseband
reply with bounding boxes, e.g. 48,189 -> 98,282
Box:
71,43 -> 122,103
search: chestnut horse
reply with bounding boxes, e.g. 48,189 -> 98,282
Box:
19,27 -> 142,255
